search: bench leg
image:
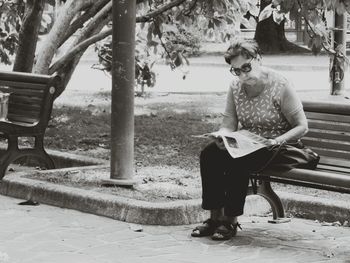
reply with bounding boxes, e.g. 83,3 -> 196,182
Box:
0,135 -> 55,180
0,136 -> 21,180
256,181 -> 290,223
34,135 -> 55,169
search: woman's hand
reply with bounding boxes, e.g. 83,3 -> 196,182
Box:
267,139 -> 278,146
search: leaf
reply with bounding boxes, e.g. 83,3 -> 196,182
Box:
258,4 -> 274,22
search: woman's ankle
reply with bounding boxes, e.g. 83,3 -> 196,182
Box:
222,216 -> 238,224
210,209 -> 224,221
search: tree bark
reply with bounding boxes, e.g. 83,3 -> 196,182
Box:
50,7 -> 112,98
33,0 -> 96,74
13,0 -> 45,72
58,0 -> 110,48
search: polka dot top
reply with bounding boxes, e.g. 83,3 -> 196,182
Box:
223,68 -> 303,139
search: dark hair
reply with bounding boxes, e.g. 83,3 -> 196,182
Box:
224,38 -> 261,65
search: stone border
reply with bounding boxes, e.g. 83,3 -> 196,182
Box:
0,171 -> 208,225
0,166 -> 349,225
0,150 -> 348,225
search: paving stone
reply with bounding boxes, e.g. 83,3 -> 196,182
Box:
0,195 -> 349,263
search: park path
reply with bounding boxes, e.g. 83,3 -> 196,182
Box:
0,194 -> 349,263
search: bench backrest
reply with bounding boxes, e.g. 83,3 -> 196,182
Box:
302,100 -> 350,169
0,71 -> 60,128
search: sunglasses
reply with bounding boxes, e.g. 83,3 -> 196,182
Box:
229,57 -> 255,76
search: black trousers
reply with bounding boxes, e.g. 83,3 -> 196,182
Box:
200,141 -> 274,217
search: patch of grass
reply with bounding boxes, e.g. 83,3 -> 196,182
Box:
46,105 -> 220,171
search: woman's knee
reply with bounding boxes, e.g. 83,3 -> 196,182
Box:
200,142 -> 220,161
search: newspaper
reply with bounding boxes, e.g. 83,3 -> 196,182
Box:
194,129 -> 270,158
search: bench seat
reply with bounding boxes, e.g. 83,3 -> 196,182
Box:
250,99 -> 350,220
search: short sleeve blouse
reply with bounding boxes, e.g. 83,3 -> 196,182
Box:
224,68 -> 303,138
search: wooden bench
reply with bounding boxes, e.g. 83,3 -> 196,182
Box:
249,99 -> 350,221
0,71 -> 61,179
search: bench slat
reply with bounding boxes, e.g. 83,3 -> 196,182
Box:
307,119 -> 350,133
0,71 -> 55,84
309,147 -> 350,160
6,114 -> 39,124
303,129 -> 350,143
317,156 -> 350,169
10,95 -> 42,105
8,103 -> 41,112
306,111 -> 350,123
263,168 -> 350,189
302,138 -> 350,152
0,80 -> 47,90
303,100 -> 350,116
8,108 -> 40,119
317,164 -> 350,174
0,87 -> 44,97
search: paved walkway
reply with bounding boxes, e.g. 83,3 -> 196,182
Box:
0,195 -> 349,263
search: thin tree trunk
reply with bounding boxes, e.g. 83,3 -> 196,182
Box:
57,0 -> 110,48
13,0 -> 45,72
33,0 -> 96,74
52,11 -> 111,98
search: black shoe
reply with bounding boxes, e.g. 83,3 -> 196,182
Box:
191,218 -> 219,237
211,222 -> 242,240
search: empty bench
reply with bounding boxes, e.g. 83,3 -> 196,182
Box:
249,99 -> 350,221
0,71 -> 61,179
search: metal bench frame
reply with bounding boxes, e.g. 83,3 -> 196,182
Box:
248,100 -> 350,221
0,71 -> 61,179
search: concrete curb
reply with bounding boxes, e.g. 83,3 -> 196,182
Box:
0,168 -> 348,225
280,192 -> 350,223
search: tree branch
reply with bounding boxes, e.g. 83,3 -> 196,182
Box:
51,14 -> 112,97
136,0 -> 188,22
49,28 -> 112,73
58,0 -> 110,48
33,0 -> 99,74
50,0 -> 189,73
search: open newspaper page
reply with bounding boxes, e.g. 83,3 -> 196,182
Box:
194,129 -> 270,158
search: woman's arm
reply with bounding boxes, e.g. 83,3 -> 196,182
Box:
275,110 -> 308,143
275,80 -> 308,143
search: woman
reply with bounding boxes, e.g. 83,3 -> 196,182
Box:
191,38 -> 316,241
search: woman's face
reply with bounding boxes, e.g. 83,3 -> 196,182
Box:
230,55 -> 262,85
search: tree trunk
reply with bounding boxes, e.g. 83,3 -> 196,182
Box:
13,0 -> 45,72
254,0 -> 308,54
255,15 -> 289,53
33,0 -> 96,74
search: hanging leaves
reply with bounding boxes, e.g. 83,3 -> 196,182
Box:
0,0 -> 22,64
